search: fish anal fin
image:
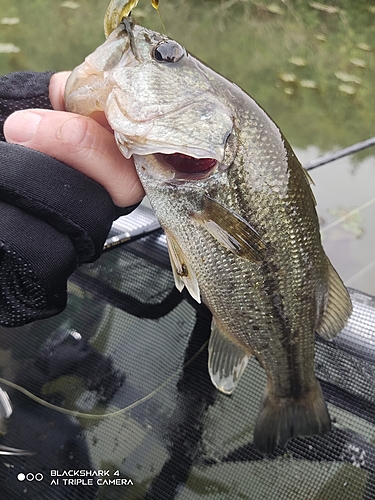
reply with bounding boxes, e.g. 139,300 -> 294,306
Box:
192,194 -> 268,262
208,318 -> 251,395
317,259 -> 352,340
165,231 -> 201,303
253,380 -> 331,454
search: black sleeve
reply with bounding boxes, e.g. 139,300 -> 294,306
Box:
0,71 -> 54,142
0,71 -> 138,327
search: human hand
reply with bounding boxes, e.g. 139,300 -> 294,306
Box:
0,70 -> 145,327
3,72 -> 145,208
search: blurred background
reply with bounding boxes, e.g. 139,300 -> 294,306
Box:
0,0 -> 374,295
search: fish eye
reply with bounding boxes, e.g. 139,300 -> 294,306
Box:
153,40 -> 185,63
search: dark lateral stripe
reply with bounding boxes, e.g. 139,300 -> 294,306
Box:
260,261 -> 303,399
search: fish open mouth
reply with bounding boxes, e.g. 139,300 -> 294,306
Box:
156,153 -> 218,180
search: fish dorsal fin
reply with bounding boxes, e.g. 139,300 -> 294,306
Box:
192,195 -> 268,262
303,167 -> 315,186
316,258 -> 352,340
208,318 -> 251,394
165,230 -> 201,303
302,167 -> 317,206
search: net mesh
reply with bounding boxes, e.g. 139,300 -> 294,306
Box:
0,228 -> 374,499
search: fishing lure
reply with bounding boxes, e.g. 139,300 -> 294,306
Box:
104,0 -> 162,37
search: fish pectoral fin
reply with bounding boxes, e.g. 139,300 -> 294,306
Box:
316,258 -> 352,340
192,195 -> 268,262
208,318 -> 250,395
165,230 -> 201,303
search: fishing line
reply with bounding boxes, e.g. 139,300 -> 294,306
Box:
0,340 -> 208,420
320,196 -> 375,235
345,259 -> 375,286
319,195 -> 375,287
151,0 -> 167,33
310,140 -> 375,286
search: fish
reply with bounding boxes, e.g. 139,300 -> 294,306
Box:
64,20 -> 352,454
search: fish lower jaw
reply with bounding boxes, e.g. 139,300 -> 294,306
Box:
132,152 -> 227,188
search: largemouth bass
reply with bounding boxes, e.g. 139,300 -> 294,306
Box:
65,21 -> 352,453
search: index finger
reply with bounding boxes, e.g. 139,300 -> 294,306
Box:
49,72 -> 71,111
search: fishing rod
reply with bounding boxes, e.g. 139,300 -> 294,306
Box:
304,136 -> 375,170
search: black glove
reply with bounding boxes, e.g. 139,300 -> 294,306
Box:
0,72 -> 138,327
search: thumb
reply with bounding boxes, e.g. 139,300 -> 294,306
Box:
4,109 -> 144,207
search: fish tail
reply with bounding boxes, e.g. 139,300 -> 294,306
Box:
253,380 -> 330,454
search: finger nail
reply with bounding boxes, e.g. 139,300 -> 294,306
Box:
4,110 -> 43,144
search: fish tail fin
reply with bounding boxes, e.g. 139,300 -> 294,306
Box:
253,380 -> 330,454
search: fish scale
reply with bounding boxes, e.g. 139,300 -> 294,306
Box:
65,21 -> 352,454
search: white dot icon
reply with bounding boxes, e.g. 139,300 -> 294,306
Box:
17,473 -> 25,481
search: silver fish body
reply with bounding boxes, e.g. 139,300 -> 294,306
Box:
65,22 -> 352,453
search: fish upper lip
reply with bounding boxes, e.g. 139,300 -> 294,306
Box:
114,87 -> 214,124
110,90 -> 231,162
